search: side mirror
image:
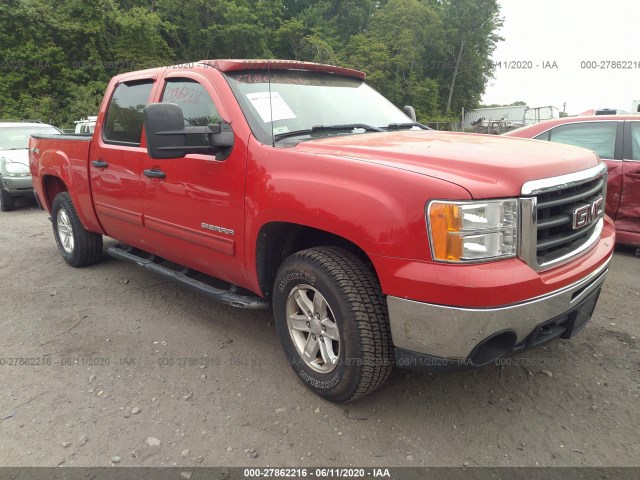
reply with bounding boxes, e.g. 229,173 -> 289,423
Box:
207,121 -> 235,160
144,103 -> 187,159
143,103 -> 234,160
403,105 -> 417,122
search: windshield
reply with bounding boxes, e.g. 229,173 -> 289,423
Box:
0,126 -> 60,150
224,70 -> 412,145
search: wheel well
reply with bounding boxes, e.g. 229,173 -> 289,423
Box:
42,176 -> 68,210
256,222 -> 377,299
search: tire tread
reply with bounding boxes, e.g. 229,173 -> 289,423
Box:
52,192 -> 102,267
289,247 -> 394,401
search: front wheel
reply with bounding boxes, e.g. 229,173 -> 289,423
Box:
273,247 -> 393,402
51,192 -> 103,267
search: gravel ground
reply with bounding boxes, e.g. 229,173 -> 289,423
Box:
1,200 -> 639,468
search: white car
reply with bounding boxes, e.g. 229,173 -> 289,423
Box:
0,121 -> 61,211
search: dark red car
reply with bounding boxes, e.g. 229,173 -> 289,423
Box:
506,115 -> 640,249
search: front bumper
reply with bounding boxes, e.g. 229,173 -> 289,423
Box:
388,256 -> 610,370
1,175 -> 33,195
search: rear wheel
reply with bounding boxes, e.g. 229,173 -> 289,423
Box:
0,187 -> 14,212
52,192 -> 103,267
273,247 -> 393,402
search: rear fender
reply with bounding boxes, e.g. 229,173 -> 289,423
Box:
31,139 -> 104,234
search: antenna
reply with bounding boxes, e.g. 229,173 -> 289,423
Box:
268,60 -> 275,147
263,4 -> 275,147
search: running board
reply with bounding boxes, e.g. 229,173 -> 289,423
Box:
107,244 -> 269,310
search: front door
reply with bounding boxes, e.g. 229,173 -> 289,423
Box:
91,79 -> 155,247
618,121 -> 640,238
141,75 -> 247,286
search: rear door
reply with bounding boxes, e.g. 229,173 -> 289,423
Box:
141,73 -> 248,286
618,121 -> 640,237
535,120 -> 623,218
91,78 -> 156,247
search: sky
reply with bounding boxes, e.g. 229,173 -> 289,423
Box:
482,0 -> 640,115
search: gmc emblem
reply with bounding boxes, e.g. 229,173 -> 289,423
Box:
572,196 -> 603,229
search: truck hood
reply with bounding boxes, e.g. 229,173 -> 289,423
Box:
292,131 -> 600,198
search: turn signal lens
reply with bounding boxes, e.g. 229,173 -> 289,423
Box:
429,203 -> 462,261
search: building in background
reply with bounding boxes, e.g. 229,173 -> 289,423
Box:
462,105 -> 560,133
463,105 -> 528,131
524,106 -> 560,124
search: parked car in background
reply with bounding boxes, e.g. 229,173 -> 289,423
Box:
506,115 -> 640,249
0,121 -> 61,211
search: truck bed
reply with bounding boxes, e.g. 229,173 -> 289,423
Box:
31,133 -> 92,142
29,133 -> 101,232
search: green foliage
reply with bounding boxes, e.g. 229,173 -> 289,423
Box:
437,0 -> 503,113
113,7 -> 173,69
62,81 -> 109,126
479,100 -> 527,108
342,0 -> 444,120
0,0 -> 503,129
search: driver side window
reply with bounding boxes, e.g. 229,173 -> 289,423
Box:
161,79 -> 222,147
104,80 -> 154,145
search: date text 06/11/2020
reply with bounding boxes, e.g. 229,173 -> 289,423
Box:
243,468 -> 392,478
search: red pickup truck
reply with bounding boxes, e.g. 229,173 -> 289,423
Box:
30,60 -> 615,402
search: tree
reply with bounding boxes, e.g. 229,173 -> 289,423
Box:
0,0 -> 503,127
342,0 -> 444,120
0,0 -> 67,121
438,0 -> 503,113
50,0 -> 117,82
60,81 -> 108,126
113,6 -> 173,69
479,100 -> 527,108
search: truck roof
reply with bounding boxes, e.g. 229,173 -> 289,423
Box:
113,59 -> 366,83
202,59 -> 366,79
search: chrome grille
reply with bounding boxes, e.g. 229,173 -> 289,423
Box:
535,176 -> 605,265
519,164 -> 608,272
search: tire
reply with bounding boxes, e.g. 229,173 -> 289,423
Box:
0,187 -> 15,212
51,192 -> 103,267
273,246 -> 394,402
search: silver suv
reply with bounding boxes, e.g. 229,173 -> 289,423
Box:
0,122 -> 61,211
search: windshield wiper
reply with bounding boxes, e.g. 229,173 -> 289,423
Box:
274,124 -> 384,142
385,122 -> 430,130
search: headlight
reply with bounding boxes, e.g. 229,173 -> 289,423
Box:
427,199 -> 518,262
3,162 -> 30,177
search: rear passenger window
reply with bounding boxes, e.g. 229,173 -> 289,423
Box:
103,81 -> 154,145
548,122 -> 617,159
631,123 -> 640,160
161,79 -> 222,147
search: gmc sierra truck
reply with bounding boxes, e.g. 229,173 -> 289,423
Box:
30,60 -> 615,402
